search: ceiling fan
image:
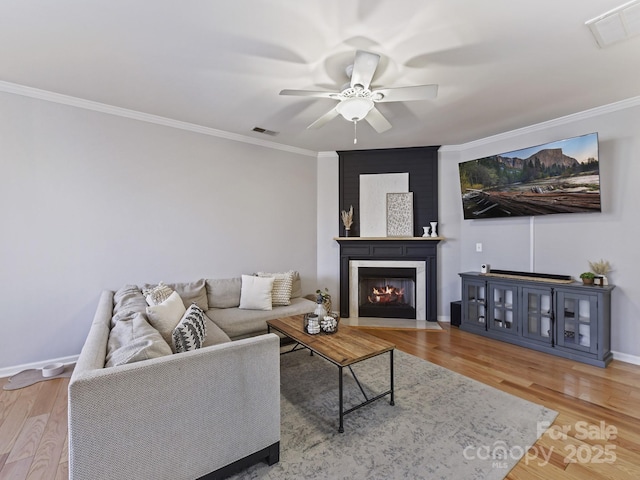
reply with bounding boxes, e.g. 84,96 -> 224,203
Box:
280,50 -> 438,143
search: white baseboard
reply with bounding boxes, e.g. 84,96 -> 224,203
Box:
611,350 -> 640,366
0,354 -> 80,379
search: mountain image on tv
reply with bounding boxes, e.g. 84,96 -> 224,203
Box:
458,133 -> 601,219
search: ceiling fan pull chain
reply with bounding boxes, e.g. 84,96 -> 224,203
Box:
353,120 -> 358,144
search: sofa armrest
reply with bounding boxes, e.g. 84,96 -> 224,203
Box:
69,333 -> 281,480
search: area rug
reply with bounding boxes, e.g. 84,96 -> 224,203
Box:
231,349 -> 557,480
3,363 -> 75,390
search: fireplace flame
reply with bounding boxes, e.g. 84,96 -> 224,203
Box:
367,285 -> 405,304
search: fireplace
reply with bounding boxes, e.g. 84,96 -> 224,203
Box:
349,259 -> 427,320
358,267 -> 417,319
336,147 -> 440,321
337,239 -> 438,321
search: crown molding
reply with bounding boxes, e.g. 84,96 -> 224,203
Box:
440,95 -> 640,153
0,80 -> 317,157
317,151 -> 339,158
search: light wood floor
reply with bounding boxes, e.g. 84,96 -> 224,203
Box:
1,324 -> 639,479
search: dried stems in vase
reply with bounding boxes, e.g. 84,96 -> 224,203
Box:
341,205 -> 353,232
589,259 -> 612,276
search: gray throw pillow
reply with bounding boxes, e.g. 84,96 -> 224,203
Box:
206,278 -> 242,308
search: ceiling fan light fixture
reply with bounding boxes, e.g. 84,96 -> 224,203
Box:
335,96 -> 374,122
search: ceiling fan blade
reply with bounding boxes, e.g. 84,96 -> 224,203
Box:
373,84 -> 438,102
350,50 -> 380,90
307,108 -> 340,129
279,89 -> 338,99
364,106 -> 392,133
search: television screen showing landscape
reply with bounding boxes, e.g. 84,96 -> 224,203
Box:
458,132 -> 600,219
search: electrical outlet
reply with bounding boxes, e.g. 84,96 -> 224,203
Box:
476,243 -> 483,252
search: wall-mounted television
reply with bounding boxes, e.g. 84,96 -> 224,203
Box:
458,132 -> 601,219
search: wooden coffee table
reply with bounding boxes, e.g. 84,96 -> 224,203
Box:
267,315 -> 395,433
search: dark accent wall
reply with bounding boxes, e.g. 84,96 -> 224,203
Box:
338,146 -> 440,237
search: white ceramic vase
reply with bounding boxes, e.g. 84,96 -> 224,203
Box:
430,221 -> 438,237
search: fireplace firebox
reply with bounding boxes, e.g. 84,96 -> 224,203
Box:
358,267 -> 417,319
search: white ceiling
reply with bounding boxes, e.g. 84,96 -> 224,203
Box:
1,0 -> 639,152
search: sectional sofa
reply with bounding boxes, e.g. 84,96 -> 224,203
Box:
68,274 -> 316,480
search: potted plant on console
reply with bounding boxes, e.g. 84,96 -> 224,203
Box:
580,272 -> 596,285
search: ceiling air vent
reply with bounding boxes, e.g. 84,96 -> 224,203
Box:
252,127 -> 279,136
586,0 -> 640,47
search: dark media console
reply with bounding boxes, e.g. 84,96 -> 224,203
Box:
459,272 -> 614,367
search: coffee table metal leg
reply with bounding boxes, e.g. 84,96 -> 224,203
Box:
338,366 -> 344,433
390,349 -> 395,406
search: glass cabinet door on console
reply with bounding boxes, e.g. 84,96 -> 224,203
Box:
488,282 -> 518,335
462,279 -> 486,330
522,287 -> 553,344
555,291 -> 598,354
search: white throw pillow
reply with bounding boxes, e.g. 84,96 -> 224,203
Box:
146,291 -> 186,346
239,274 -> 274,311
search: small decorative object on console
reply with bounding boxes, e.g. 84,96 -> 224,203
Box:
589,259 -> 611,286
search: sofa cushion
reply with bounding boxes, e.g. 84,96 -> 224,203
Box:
202,313 -> 232,347
290,271 -> 302,299
172,304 -> 207,353
257,271 -> 294,306
146,291 -> 187,347
142,282 -> 174,306
206,277 -> 242,308
113,284 -> 148,316
208,297 -> 316,339
105,313 -> 172,367
239,275 -> 274,311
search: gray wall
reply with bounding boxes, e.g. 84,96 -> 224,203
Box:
0,91 -> 317,370
438,100 -> 640,361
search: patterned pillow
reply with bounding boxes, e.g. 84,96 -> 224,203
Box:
172,304 -> 207,353
142,282 -> 174,306
257,271 -> 294,306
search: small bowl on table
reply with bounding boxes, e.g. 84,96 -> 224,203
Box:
320,312 -> 340,334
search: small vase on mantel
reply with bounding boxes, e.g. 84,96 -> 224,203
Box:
422,226 -> 430,237
344,228 -> 351,237
430,221 -> 438,238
